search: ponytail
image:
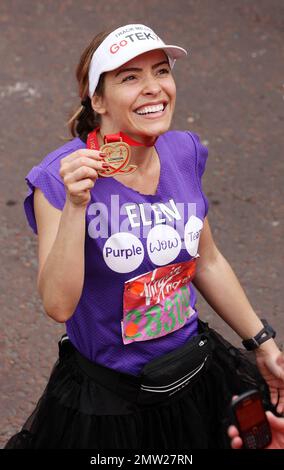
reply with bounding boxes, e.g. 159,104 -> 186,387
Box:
67,96 -> 99,142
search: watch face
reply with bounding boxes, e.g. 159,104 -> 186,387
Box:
242,338 -> 258,351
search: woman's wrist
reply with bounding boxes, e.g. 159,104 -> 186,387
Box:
64,198 -> 88,212
242,318 -> 276,351
254,338 -> 280,355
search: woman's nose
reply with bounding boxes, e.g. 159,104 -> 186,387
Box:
142,76 -> 162,95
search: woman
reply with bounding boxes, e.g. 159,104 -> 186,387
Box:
5,24 -> 284,449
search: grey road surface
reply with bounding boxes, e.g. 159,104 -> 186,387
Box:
0,0 -> 283,447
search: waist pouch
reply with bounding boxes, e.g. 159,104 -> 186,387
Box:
60,323 -> 213,407
138,331 -> 212,405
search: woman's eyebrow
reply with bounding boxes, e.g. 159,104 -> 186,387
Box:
115,60 -> 169,77
115,67 -> 141,77
153,60 -> 170,69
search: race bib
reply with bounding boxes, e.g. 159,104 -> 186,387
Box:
122,258 -> 197,344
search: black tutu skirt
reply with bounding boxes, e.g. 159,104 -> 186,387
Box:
5,321 -> 273,449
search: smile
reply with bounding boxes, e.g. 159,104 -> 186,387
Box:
134,103 -> 167,118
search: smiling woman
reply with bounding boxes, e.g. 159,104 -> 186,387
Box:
5,23 -> 284,450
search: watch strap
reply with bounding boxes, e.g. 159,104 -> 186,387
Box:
242,319 -> 276,351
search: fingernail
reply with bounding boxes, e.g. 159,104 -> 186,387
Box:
102,163 -> 110,168
100,152 -> 106,157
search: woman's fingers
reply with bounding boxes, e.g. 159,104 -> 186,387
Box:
275,389 -> 284,414
62,149 -> 105,163
231,436 -> 243,449
60,156 -> 106,177
63,163 -> 107,184
266,411 -> 284,430
227,426 -> 243,449
227,425 -> 239,438
68,178 -> 96,194
59,149 -> 108,207
269,385 -> 279,406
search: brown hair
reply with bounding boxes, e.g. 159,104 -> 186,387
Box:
66,30 -> 111,142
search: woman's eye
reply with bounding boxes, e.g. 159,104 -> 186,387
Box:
122,75 -> 136,82
158,68 -> 170,75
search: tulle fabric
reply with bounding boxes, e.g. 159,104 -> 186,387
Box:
5,322 -> 271,449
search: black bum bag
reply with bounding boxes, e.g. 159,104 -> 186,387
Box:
138,331 -> 212,404
61,323 -> 213,406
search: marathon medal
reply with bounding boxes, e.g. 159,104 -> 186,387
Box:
99,138 -> 137,177
86,129 -> 138,177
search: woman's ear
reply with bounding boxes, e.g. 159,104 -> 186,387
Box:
91,94 -> 106,115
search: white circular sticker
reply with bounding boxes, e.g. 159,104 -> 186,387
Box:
184,216 -> 203,257
147,225 -> 181,266
103,232 -> 144,273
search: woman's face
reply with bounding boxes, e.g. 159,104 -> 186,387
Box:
92,49 -> 176,143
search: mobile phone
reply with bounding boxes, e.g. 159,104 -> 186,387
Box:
231,389 -> 272,449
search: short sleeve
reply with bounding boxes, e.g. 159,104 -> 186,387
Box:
24,165 -> 66,235
187,131 -> 209,217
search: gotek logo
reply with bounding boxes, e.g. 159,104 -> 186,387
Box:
110,32 -> 160,54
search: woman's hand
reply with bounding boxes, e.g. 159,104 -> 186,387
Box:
60,149 -> 107,208
228,411 -> 284,449
254,340 -> 284,413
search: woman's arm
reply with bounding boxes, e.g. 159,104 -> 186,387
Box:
192,217 -> 277,350
193,217 -> 284,411
35,189 -> 86,323
35,148 -> 105,323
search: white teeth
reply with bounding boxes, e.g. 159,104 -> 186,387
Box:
136,104 -> 165,115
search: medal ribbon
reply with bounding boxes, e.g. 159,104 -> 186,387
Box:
86,127 -> 156,150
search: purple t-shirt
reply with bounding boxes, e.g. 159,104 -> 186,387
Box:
24,130 -> 209,375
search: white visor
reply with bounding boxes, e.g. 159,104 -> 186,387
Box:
88,24 -> 188,98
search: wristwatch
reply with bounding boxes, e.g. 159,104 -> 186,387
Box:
242,319 -> 276,351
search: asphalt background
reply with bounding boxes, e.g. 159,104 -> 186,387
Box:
0,0 -> 283,448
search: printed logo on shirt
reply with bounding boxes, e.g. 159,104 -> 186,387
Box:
103,232 -> 144,274
89,197 -> 203,273
147,225 -> 181,265
184,215 -> 203,257
121,259 -> 197,344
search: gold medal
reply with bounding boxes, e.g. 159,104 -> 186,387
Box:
98,139 -> 137,177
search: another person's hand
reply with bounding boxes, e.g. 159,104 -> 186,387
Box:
228,411 -> 284,449
254,341 -> 284,414
60,149 -> 107,207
